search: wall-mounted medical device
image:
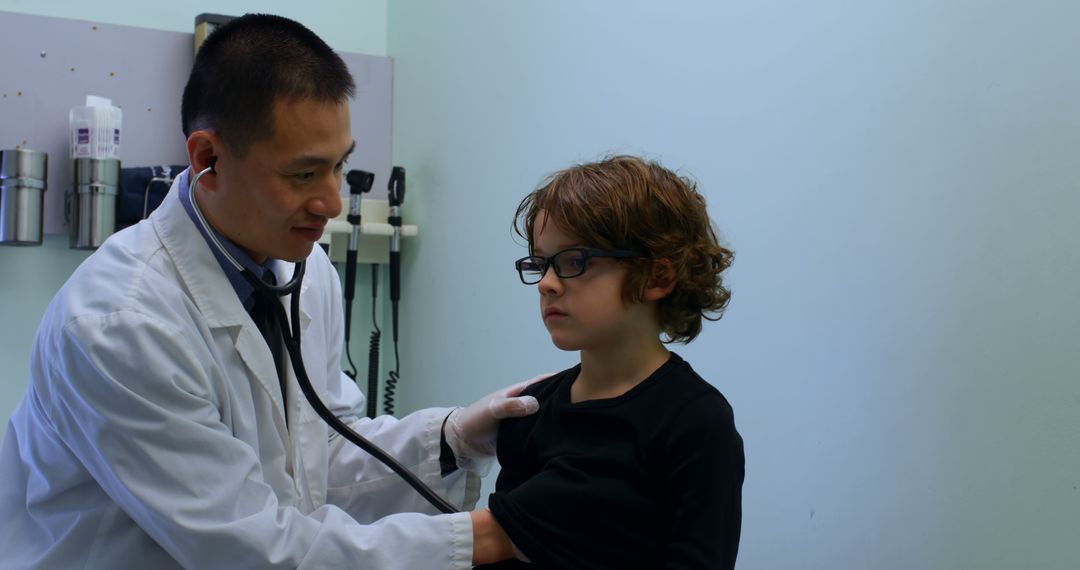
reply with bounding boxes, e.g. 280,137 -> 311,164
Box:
68,158 -> 119,250
67,96 -> 121,250
194,14 -> 234,55
0,149 -> 48,246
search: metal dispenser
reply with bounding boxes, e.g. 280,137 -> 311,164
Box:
0,149 -> 48,246
69,158 -> 120,249
68,95 -> 122,250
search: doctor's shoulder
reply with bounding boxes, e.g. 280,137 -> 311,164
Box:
28,230 -> 208,398
45,223 -> 196,336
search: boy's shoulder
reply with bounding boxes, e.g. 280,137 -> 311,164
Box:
655,353 -> 737,425
659,353 -> 721,395
520,365 -> 579,401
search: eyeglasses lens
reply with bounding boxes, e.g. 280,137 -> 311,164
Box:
517,257 -> 546,284
552,249 -> 588,278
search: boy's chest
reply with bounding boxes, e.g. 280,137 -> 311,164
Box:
500,404 -> 665,493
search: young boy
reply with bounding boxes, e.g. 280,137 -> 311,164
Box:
480,155 -> 744,569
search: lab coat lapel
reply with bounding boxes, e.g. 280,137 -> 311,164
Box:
271,259 -> 320,510
152,175 -> 291,446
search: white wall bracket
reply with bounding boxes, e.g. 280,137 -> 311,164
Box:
320,198 -> 418,265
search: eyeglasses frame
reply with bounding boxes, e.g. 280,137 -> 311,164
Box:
514,247 -> 642,285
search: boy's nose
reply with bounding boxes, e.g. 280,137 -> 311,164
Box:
537,265 -> 563,296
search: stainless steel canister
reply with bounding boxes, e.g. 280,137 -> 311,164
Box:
0,149 -> 48,246
70,158 -> 120,249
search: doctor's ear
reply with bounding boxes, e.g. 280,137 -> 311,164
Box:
186,130 -> 221,191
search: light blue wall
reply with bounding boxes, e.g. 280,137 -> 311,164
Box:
0,0 -> 387,55
388,1 -> 1080,568
3,2 -> 1078,567
0,237 -> 89,432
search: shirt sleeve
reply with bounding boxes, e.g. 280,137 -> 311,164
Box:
661,393 -> 744,570
42,311 -> 473,569
324,408 -> 481,519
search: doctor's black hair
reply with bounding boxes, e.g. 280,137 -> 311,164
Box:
181,13 -> 355,156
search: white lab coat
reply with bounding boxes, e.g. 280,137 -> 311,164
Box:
0,176 -> 478,569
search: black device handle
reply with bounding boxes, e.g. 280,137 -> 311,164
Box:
388,166 -> 405,207
389,250 -> 401,342
343,170 -> 374,356
384,167 -> 406,416
387,166 -> 405,326
344,251 -> 358,340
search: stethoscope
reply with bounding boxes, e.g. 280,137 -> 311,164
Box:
188,165 -> 456,514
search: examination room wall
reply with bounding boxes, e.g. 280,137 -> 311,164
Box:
0,2 -> 1075,568
387,1 -> 1080,569
0,0 -> 387,56
0,1 -> 387,425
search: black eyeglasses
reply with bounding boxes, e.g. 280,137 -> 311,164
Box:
514,247 -> 641,285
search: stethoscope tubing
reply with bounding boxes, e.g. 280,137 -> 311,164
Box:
187,166 -> 456,514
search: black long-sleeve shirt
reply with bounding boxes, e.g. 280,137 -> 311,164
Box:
480,353 -> 743,569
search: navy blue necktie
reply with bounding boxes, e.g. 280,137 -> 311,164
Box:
250,271 -> 289,428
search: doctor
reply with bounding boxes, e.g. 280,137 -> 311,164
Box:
0,13 -> 533,569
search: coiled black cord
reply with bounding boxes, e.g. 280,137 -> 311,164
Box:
344,334 -> 358,381
384,342 -> 399,416
365,265 -> 381,419
343,297 -> 358,381
368,327 -> 381,383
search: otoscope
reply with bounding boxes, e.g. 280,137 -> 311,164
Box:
343,170 -> 374,381
384,166 -> 405,415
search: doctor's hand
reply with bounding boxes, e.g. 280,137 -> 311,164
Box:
445,373 -> 550,470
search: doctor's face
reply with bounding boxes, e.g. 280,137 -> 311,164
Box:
203,97 -> 352,263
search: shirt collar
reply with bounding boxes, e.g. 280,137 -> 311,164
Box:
179,167 -> 276,312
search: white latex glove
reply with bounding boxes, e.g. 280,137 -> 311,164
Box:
446,374 -> 550,472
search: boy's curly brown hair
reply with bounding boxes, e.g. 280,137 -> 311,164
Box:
514,155 -> 734,344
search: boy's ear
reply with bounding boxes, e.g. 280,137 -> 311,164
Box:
642,259 -> 676,302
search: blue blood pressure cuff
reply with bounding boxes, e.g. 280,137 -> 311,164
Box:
117,164 -> 187,230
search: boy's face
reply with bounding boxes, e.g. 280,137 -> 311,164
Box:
532,211 -> 656,352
